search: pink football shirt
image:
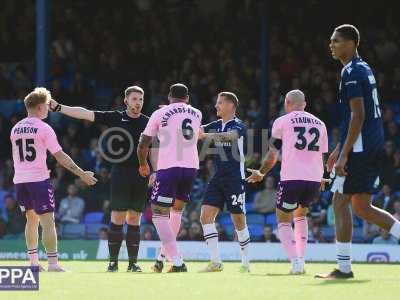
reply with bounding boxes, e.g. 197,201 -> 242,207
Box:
10,117 -> 62,184
271,111 -> 328,182
143,102 -> 202,170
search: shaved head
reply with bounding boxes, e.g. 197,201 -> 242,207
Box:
286,89 -> 305,103
284,89 -> 306,112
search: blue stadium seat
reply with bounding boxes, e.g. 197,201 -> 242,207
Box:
246,213 -> 265,225
86,223 -> 107,240
248,224 -> 264,241
141,214 -> 148,225
265,213 -> 277,228
83,212 -> 104,224
221,223 -> 235,239
321,226 -> 335,240
217,213 -> 232,225
245,202 -> 256,213
352,227 -> 364,243
353,215 -> 363,227
61,224 -> 86,239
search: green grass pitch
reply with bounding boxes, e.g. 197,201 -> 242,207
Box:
0,261 -> 398,300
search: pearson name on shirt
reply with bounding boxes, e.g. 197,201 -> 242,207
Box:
13,127 -> 39,134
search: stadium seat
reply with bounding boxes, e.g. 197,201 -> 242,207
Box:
61,224 -> 86,239
321,226 -> 335,240
86,223 -> 107,240
245,202 -> 256,213
248,224 -> 264,241
353,215 -> 363,227
217,213 -> 232,225
222,224 -> 235,239
140,214 -> 148,224
265,213 -> 277,228
353,227 -> 364,243
83,212 -> 104,224
246,213 -> 265,225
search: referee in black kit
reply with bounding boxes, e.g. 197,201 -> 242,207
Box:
50,86 -> 154,272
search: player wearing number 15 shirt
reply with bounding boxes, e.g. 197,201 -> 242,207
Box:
10,87 -> 97,272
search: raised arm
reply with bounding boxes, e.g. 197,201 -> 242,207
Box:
199,129 -> 239,142
52,150 -> 97,185
50,99 -> 95,122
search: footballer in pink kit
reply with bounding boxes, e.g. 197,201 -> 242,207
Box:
247,90 -> 328,274
137,83 -> 202,272
10,88 -> 97,272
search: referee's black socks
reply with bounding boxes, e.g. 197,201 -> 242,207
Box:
126,225 -> 140,264
108,223 -> 124,263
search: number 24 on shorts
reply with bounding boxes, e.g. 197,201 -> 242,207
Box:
231,192 -> 245,207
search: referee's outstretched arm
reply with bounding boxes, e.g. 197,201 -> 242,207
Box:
49,98 -> 95,122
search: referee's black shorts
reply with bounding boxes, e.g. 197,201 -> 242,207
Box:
110,165 -> 149,212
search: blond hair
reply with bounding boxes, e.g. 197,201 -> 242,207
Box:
24,87 -> 51,110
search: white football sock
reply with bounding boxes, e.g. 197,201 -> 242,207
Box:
236,227 -> 250,267
202,223 -> 221,264
336,241 -> 352,273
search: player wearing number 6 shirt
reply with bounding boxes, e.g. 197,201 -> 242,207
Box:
10,88 -> 97,272
198,92 -> 250,273
316,24 -> 400,280
137,83 -> 202,272
247,90 -> 328,275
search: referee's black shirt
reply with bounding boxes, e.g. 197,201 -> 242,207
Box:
94,110 -> 149,167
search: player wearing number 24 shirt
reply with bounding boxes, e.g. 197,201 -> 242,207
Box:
246,90 -> 328,275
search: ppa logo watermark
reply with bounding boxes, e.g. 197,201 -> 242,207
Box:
97,127 -> 134,163
0,266 -> 39,291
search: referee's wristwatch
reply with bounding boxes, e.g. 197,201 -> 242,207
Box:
51,104 -> 62,112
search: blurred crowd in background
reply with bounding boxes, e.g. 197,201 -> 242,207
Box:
1,0 -> 400,244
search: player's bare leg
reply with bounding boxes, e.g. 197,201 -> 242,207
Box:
126,210 -> 142,272
200,205 -> 223,272
351,193 -> 400,235
153,199 -> 186,273
316,192 -> 353,279
276,208 -> 300,274
39,212 -> 64,272
293,206 -> 308,273
231,213 -> 251,273
107,211 -> 127,272
25,210 -> 45,271
152,204 -> 186,273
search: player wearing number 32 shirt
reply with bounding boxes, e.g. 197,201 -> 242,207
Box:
246,89 -> 328,275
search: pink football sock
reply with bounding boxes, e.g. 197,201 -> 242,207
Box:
47,251 -> 58,265
294,217 -> 308,259
159,210 -> 182,260
153,213 -> 181,265
278,223 -> 297,261
28,248 -> 39,265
